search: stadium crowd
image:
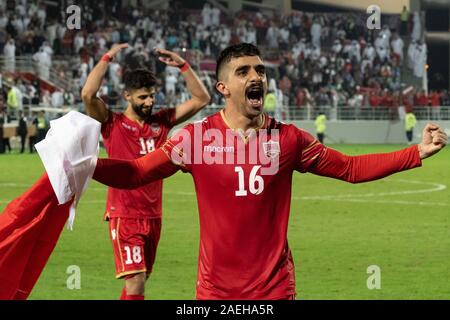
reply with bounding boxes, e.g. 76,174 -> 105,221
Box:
0,0 -> 447,121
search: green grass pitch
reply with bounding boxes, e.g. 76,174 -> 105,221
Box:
1,144 -> 449,299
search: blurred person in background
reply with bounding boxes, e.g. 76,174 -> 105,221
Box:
405,109 -> 417,145
315,111 -> 327,144
17,110 -> 27,153
3,38 -> 15,72
0,108 -> 11,153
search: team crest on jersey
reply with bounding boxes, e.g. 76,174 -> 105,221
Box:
150,123 -> 161,134
262,140 -> 280,159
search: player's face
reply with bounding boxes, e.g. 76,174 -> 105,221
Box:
220,56 -> 267,118
126,87 -> 156,120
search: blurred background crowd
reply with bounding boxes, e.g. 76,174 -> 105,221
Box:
0,0 -> 447,130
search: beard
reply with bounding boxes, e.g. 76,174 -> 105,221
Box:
132,102 -> 152,120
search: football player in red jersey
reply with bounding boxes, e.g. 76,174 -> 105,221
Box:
92,43 -> 447,299
81,44 -> 210,300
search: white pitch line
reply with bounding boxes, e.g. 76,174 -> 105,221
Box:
0,183 -> 31,187
299,179 -> 447,200
0,179 -> 448,207
293,196 -> 450,207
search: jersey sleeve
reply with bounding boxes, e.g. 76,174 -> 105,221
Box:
293,126 -> 422,183
294,127 -> 327,173
161,122 -> 197,173
309,145 -> 422,183
93,148 -> 180,189
296,129 -> 422,183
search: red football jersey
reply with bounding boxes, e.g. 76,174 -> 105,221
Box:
164,111 -> 325,299
94,110 -> 421,299
101,108 -> 175,218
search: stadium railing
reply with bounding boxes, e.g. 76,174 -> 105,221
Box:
195,105 -> 450,122
107,105 -> 450,122
7,104 -> 449,123
0,55 -> 70,91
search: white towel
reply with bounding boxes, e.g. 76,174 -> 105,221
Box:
35,111 -> 101,230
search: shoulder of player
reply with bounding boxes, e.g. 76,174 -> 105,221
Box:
190,112 -> 216,130
147,108 -> 175,126
171,113 -> 215,138
265,116 -> 296,134
278,121 -> 309,134
150,106 -> 172,117
274,121 -> 317,145
180,116 -> 209,132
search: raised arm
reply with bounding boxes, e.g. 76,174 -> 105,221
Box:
81,43 -> 129,123
155,48 -> 210,125
93,148 -> 180,189
309,145 -> 422,183
300,123 -> 447,183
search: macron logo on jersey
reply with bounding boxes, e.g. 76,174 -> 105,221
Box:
203,145 -> 234,153
121,122 -> 137,132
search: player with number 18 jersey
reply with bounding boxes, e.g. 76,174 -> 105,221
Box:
102,108 -> 175,278
82,44 -> 210,299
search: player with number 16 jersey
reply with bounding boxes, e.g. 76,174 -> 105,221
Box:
91,43 -> 440,299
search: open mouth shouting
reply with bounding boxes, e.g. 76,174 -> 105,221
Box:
245,83 -> 264,109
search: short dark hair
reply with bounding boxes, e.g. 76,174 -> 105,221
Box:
122,68 -> 157,91
216,43 -> 261,80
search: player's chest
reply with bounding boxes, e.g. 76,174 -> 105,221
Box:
111,121 -> 166,155
191,135 -> 296,194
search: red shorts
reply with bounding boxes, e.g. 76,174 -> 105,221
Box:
109,217 -> 162,279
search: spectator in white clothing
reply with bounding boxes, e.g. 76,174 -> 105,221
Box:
51,90 -> 64,108
3,38 -> 15,72
413,41 -> 427,78
411,12 -> 421,41
407,40 -> 416,70
202,3 -> 212,27
32,47 -> 52,80
391,33 -> 404,63
211,7 -> 220,27
310,19 -> 322,49
73,32 -> 85,54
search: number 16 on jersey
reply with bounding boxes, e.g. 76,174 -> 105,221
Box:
235,165 -> 264,196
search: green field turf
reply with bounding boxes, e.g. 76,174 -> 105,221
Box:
1,144 -> 449,300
